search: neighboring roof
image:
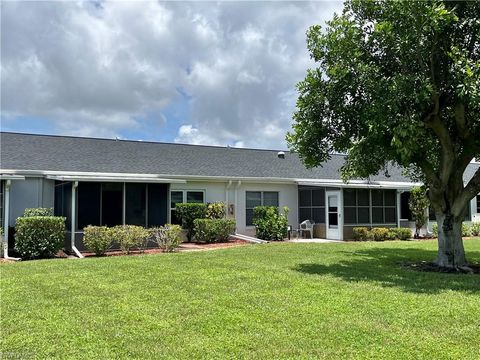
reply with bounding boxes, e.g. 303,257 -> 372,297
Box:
0,132 -> 415,183
464,162 -> 480,183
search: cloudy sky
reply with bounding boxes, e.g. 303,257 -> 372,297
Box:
1,1 -> 342,149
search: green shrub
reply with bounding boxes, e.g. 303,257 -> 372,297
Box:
371,228 -> 390,241
206,202 -> 226,219
15,216 -> 65,259
389,228 -> 412,241
111,225 -> 149,254
253,206 -> 289,241
83,226 -> 112,256
471,222 -> 480,236
23,208 -> 54,217
352,227 -> 412,241
462,223 -> 472,237
352,227 -> 369,241
430,223 -> 472,238
149,224 -> 182,252
175,203 -> 208,242
194,218 -> 236,243
408,186 -> 429,238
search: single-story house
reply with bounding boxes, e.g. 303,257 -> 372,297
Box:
1,132 -> 479,256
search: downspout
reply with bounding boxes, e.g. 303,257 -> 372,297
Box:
71,181 -> 84,258
3,180 -> 20,260
225,180 -> 232,216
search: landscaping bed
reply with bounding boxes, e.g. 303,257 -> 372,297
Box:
81,239 -> 250,257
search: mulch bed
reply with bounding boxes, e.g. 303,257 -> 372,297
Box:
401,261 -> 480,274
81,239 -> 250,258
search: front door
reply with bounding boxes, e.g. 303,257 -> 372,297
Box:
326,191 -> 342,240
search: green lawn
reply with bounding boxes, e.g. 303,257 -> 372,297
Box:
1,240 -> 480,359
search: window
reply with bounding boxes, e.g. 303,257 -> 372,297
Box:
298,187 -> 325,224
344,189 -> 370,225
477,195 -> 480,213
400,192 -> 413,220
344,189 -> 396,225
169,190 -> 205,225
246,191 -> 279,226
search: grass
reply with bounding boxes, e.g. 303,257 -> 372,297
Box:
1,239 -> 480,359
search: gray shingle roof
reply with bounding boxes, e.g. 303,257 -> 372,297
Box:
0,132 -> 417,182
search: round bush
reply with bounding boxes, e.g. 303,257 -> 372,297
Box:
83,226 -> 112,256
15,216 -> 66,259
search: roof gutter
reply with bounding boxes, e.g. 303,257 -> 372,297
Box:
0,169 -> 298,184
46,175 -> 186,183
296,180 -> 421,189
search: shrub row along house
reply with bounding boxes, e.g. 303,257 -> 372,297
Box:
1,132 -> 479,256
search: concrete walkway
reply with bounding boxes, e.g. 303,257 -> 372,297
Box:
287,238 -> 343,243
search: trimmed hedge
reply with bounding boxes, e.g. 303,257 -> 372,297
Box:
431,222 -> 479,237
389,228 -> 412,241
175,203 -> 208,242
352,227 -> 412,241
15,216 -> 65,259
253,206 -> 289,241
110,225 -> 149,254
194,218 -> 236,243
150,224 -> 182,252
23,208 -> 53,217
83,226 -> 112,256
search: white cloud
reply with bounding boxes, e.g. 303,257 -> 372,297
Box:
1,1 -> 343,147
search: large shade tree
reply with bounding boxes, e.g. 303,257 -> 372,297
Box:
287,0 -> 480,268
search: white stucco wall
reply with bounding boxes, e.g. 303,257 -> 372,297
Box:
236,182 -> 298,235
8,177 -> 55,225
171,180 -> 299,236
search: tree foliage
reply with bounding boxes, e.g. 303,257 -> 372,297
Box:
287,0 -> 480,267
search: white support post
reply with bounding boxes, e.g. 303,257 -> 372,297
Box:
396,190 -> 401,228
2,180 -> 19,260
122,182 -> 126,225
71,181 -> 83,258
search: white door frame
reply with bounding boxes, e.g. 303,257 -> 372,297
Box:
326,190 -> 343,240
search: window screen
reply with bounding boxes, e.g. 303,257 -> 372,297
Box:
148,184 -> 168,227
54,181 -> 72,231
344,189 -> 396,225
77,182 -> 101,230
101,183 -> 123,227
298,187 -> 325,224
125,183 -> 146,226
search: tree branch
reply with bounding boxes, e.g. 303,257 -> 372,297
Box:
454,102 -> 469,139
452,168 -> 480,217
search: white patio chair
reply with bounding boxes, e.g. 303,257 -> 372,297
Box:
299,220 -> 314,239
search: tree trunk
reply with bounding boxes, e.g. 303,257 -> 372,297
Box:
435,213 -> 467,268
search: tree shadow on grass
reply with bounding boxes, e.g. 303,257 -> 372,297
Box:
294,247 -> 480,294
